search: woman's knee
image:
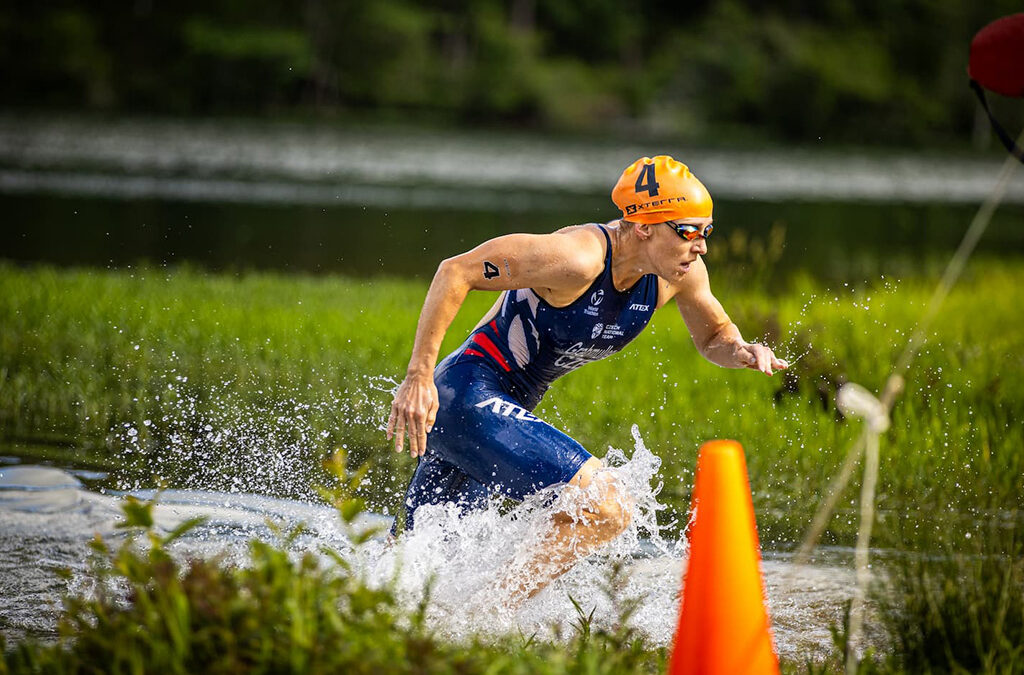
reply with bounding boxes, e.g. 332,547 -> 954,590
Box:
597,482 -> 632,534
579,475 -> 632,536
563,459 -> 633,535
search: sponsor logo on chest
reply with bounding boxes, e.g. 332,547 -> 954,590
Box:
583,289 -> 605,317
553,341 -> 618,371
598,323 -> 626,339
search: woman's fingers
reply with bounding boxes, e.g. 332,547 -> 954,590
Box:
425,399 -> 438,434
744,344 -> 766,373
387,376 -> 438,458
392,413 -> 407,453
743,343 -> 777,376
386,405 -> 397,440
408,415 -> 424,457
410,401 -> 438,458
396,406 -> 428,457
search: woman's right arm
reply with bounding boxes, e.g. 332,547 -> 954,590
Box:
386,230 -> 603,458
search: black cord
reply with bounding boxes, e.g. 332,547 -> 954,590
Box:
970,79 -> 1024,163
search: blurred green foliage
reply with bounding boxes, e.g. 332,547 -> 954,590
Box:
1,1 -> 1021,145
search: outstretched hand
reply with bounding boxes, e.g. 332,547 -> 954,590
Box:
737,342 -> 789,376
386,373 -> 439,458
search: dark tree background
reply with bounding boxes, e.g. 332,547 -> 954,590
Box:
1,0 -> 1020,146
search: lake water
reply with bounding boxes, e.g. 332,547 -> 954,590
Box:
2,116 -> 1023,281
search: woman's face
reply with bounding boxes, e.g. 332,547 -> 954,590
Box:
650,218 -> 711,280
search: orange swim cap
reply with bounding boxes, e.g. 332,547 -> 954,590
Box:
611,155 -> 713,224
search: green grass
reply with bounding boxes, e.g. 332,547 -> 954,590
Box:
1,260 -> 1022,550
3,260 -> 1024,673
877,520 -> 1024,674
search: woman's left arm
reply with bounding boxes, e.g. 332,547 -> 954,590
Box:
671,259 -> 788,376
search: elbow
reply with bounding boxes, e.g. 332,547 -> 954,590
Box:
434,257 -> 462,280
436,257 -> 456,278
435,257 -> 471,294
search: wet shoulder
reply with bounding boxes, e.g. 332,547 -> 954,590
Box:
546,225 -> 607,279
551,223 -> 608,253
531,225 -> 608,306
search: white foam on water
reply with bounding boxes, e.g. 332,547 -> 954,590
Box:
2,424 -> 857,662
344,426 -> 856,662
358,425 -> 682,644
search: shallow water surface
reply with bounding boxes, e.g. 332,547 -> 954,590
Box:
0,448 -> 860,663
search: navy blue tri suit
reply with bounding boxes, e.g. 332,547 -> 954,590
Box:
397,225 -> 660,531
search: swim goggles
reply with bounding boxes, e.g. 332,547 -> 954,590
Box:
667,221 -> 714,241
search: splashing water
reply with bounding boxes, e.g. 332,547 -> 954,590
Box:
4,381 -> 862,662
114,370 -> 399,502
109,373 -> 689,644
356,425 -> 685,644
347,426 -> 859,660
108,376 -> 861,659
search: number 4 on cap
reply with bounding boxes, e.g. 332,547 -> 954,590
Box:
635,164 -> 659,197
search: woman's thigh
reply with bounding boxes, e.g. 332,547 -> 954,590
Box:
428,364 -> 593,501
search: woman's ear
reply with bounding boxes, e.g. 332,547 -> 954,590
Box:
635,222 -> 654,240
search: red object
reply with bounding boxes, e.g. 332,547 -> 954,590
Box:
668,440 -> 779,675
471,333 -> 510,371
969,13 -> 1024,97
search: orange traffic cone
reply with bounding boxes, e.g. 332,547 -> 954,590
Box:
668,440 -> 779,675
